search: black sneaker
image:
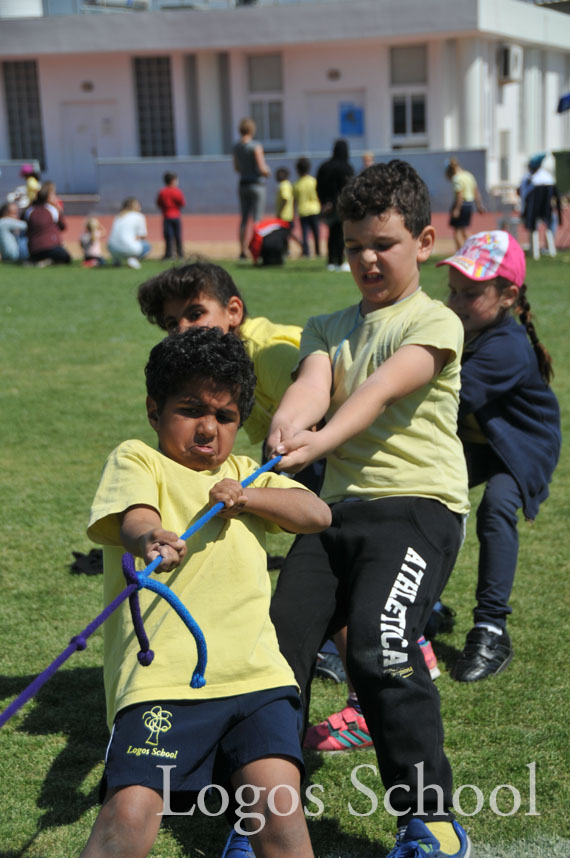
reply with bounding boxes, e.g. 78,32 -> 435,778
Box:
424,600 -> 456,638
452,627 -> 513,682
315,652 -> 346,683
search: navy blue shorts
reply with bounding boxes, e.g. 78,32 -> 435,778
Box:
101,686 -> 303,799
449,201 -> 474,229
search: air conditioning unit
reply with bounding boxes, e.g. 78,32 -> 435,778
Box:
498,45 -> 523,84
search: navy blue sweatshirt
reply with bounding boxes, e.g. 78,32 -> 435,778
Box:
459,314 -> 561,520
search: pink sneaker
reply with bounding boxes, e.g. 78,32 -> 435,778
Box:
303,705 -> 373,752
418,636 -> 441,679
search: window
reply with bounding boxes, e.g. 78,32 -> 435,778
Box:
247,54 -> 284,150
390,45 -> 428,148
133,57 -> 175,157
2,61 -> 45,169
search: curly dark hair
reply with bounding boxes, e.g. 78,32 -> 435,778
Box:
337,159 -> 431,237
137,259 -> 247,330
145,327 -> 256,424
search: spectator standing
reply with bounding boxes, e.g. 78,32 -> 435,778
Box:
522,153 -> 561,260
293,157 -> 321,258
274,166 -> 294,229
445,157 -> 485,250
361,151 -> 375,171
107,198 -> 150,270
156,171 -> 186,260
20,164 -> 41,207
233,117 -> 270,259
316,139 -> 354,271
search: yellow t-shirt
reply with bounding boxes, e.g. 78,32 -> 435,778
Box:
240,316 -> 302,444
298,289 -> 470,513
26,176 -> 41,204
275,179 -> 294,222
87,440 -> 301,727
293,175 -> 321,218
452,169 -> 477,202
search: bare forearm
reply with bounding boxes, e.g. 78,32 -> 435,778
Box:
270,378 -> 330,435
317,379 -> 388,451
120,506 -> 163,556
244,487 -> 331,533
120,505 -> 187,571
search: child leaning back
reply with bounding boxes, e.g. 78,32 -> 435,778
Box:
81,326 -> 331,858
439,230 -> 560,682
267,160 -> 472,857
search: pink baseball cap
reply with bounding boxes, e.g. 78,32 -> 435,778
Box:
436,230 -> 526,288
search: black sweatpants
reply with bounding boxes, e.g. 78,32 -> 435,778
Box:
271,495 -> 463,823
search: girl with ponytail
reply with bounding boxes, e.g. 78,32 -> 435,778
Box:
439,231 -> 561,682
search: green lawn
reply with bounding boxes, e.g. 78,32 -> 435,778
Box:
0,253 -> 568,857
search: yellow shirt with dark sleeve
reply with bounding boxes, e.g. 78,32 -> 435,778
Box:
298,288 -> 470,513
293,175 -> 321,217
87,440 -> 302,728
240,316 -> 302,444
275,179 -> 294,222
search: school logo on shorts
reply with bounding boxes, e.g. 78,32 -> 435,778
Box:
142,705 -> 173,746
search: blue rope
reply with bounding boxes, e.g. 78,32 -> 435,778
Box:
127,454 -> 283,687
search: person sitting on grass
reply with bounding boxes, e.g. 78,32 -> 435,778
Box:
107,197 -> 150,270
25,185 -> 71,267
81,326 -> 331,858
0,201 -> 28,262
266,160 -> 472,858
136,261 -> 324,489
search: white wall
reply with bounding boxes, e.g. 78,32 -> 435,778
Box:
196,53 -> 224,155
1,10 -> 568,196
281,41 -> 389,155
37,54 -> 135,189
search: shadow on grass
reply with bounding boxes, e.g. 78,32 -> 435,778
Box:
0,670 -> 385,857
431,638 -> 462,674
0,666 -> 107,832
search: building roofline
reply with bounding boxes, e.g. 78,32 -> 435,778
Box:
0,0 -> 569,57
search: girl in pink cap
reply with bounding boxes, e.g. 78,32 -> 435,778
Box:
439,230 -> 561,682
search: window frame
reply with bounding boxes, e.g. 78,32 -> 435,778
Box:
390,86 -> 428,149
247,53 -> 284,152
133,55 -> 176,158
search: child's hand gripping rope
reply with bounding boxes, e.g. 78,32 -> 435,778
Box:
0,455 -> 282,730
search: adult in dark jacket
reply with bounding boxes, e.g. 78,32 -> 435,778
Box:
441,230 -> 561,681
25,185 -> 71,265
316,139 -> 354,271
233,117 -> 270,259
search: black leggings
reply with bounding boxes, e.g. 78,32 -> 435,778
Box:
327,219 -> 344,266
271,496 -> 463,823
31,246 -> 71,265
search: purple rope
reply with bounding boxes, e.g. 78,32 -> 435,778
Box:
122,553 -> 154,666
0,583 -> 136,730
0,454 -> 283,730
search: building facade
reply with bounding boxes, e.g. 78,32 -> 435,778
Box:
0,0 -> 569,211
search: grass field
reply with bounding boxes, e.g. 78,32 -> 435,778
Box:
0,252 -> 569,857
